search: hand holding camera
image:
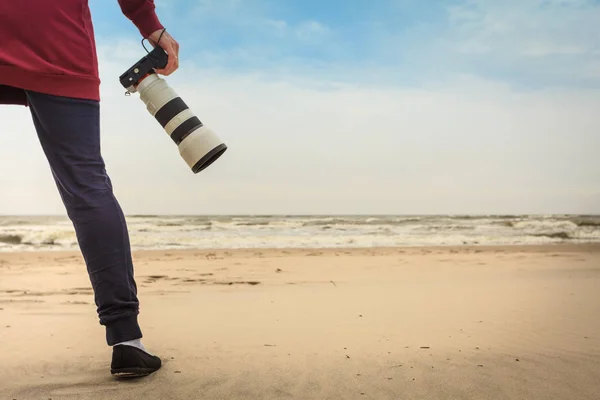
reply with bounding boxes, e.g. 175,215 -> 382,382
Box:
148,28 -> 180,76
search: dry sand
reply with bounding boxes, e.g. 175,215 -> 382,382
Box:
1,244 -> 599,399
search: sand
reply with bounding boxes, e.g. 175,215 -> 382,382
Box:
1,244 -> 599,399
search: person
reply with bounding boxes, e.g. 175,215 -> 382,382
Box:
0,1 -> 179,378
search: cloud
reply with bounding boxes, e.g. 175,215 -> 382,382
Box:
90,0 -> 600,90
0,37 -> 599,215
448,0 -> 600,55
443,0 -> 600,87
294,20 -> 332,41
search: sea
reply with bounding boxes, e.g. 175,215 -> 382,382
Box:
0,214 -> 599,252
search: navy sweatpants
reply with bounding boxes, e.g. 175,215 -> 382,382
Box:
25,90 -> 142,346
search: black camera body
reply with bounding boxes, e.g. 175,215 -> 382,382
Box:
119,46 -> 169,91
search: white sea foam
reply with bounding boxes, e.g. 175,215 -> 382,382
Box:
0,214 -> 598,252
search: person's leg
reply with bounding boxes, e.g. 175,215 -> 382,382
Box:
24,90 -> 141,345
25,90 -> 161,377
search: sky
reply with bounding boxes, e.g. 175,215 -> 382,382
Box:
1,0 -> 599,215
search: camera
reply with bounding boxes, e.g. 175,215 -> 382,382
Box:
119,46 -> 227,173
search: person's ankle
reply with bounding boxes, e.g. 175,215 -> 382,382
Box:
113,338 -> 152,355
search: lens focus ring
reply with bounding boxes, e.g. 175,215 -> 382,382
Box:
140,76 -> 204,145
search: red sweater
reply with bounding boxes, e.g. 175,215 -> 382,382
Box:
0,1 -> 163,105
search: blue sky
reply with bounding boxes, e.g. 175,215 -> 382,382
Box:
1,0 -> 599,215
89,0 -> 600,90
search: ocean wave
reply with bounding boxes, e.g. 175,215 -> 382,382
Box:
450,214 -> 523,220
571,217 -> 600,227
0,216 -> 69,226
531,232 -> 572,240
234,221 -> 271,226
301,217 -> 423,227
510,219 -> 579,231
0,234 -> 22,244
0,214 -> 598,252
577,221 -> 600,227
412,224 -> 477,231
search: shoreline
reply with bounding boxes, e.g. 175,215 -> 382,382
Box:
1,242 -> 599,259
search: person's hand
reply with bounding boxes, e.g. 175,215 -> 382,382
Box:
148,28 -> 179,76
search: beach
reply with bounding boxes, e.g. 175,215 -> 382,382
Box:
1,244 -> 599,399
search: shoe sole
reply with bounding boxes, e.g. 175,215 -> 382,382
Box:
111,367 -> 159,379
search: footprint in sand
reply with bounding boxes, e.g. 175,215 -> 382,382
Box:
0,298 -> 45,304
144,275 -> 171,284
63,288 -> 94,296
3,288 -> 92,297
181,278 -> 208,284
61,300 -> 90,305
54,256 -> 79,262
214,281 -> 261,286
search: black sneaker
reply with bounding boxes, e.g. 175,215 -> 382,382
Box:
111,344 -> 162,378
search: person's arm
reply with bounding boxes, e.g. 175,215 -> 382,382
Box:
117,0 -> 180,76
117,0 -> 163,38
